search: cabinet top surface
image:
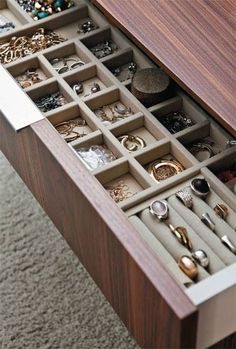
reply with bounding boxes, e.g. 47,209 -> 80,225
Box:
94,0 -> 236,136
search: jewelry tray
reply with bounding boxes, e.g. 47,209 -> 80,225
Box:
0,1 -> 235,348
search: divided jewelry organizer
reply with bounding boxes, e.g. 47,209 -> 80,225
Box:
0,1 -> 235,348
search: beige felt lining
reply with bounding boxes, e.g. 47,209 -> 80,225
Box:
168,195 -> 236,265
1,0 -> 235,289
129,215 -> 193,287
139,208 -> 209,281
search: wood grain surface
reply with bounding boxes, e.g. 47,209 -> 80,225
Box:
94,0 -> 236,137
0,115 -> 198,348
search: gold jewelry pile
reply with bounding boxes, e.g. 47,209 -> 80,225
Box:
55,118 -> 87,143
106,180 -> 133,203
0,28 -> 66,64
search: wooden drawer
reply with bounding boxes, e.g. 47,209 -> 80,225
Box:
0,1 -> 235,348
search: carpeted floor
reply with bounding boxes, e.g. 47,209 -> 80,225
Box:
0,152 -> 138,349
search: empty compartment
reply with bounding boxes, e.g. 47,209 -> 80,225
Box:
81,27 -> 129,60
0,0 -> 28,34
7,56 -> 52,89
135,141 -> 194,184
47,103 -> 97,144
178,123 -> 230,162
27,80 -> 72,113
151,95 -> 208,135
111,114 -> 165,152
44,42 -> 91,74
103,48 -> 154,82
85,88 -> 140,126
207,151 -> 236,195
70,132 -> 123,171
63,64 -> 114,98
96,160 -> 148,204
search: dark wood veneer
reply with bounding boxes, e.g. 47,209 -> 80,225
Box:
94,0 -> 236,137
0,115 -> 197,348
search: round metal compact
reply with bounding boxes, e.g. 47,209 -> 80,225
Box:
147,159 -> 184,183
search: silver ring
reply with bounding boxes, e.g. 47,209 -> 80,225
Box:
190,178 -> 210,199
149,200 -> 169,221
191,249 -> 209,268
221,235 -> 236,254
201,212 -> 215,231
175,188 -> 193,209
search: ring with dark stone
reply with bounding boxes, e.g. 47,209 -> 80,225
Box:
190,178 -> 210,198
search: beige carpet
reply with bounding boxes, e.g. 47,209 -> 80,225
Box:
0,152 -> 138,349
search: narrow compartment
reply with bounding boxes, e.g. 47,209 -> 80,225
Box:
111,114 -> 165,153
178,123 -> 230,162
0,0 -> 29,34
81,27 -> 129,60
44,42 -> 91,74
63,64 -> 114,98
27,80 -> 72,113
70,132 -> 123,171
7,56 -> 52,89
47,103 -> 97,144
96,160 -> 149,204
151,95 -> 207,136
135,141 -> 194,184
85,88 -> 140,126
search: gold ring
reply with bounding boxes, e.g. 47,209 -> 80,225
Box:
214,203 -> 228,220
178,255 -> 198,280
168,224 -> 192,250
118,134 -> 145,152
147,160 -> 184,182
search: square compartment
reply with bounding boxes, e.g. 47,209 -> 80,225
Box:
111,114 -> 165,153
178,123 -> 230,162
44,42 -> 91,74
135,141 -> 194,183
0,0 -> 28,34
151,95 -> 208,135
27,80 -> 72,114
70,132 -> 123,171
96,161 -> 148,204
63,64 -> 113,98
81,27 -> 128,60
47,104 -> 96,144
7,56 -> 52,89
85,88 -> 140,126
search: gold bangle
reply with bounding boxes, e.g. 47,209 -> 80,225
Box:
147,159 -> 184,182
118,134 -> 145,152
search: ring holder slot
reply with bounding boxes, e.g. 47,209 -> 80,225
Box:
85,87 -> 140,126
63,63 -> 114,99
178,122 -> 230,162
129,215 -> 194,287
96,160 -> 150,206
139,208 -> 209,282
7,55 -> 53,89
43,41 -> 91,74
0,0 -> 30,36
47,103 -> 97,145
27,79 -> 73,114
110,113 -> 165,153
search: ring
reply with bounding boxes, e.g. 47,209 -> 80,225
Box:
191,249 -> 209,268
118,134 -> 145,152
147,160 -> 184,183
201,212 -> 215,231
189,142 -> 214,160
168,224 -> 192,250
214,203 -> 228,220
70,61 -> 85,69
190,178 -> 210,198
175,188 -> 193,209
178,256 -> 198,280
149,200 -> 169,221
221,235 -> 236,254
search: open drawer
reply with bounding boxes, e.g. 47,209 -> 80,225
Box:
0,0 -> 235,348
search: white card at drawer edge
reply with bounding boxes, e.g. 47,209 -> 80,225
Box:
0,65 -> 44,131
